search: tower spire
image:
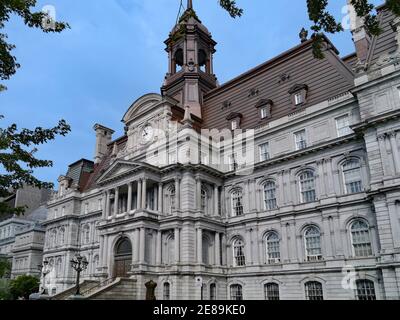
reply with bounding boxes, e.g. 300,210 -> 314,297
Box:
187,0 -> 193,9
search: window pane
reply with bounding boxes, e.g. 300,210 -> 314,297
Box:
295,130 -> 307,150
265,283 -> 280,300
336,115 -> 352,137
230,285 -> 243,300
299,171 -> 316,203
305,282 -> 323,300
259,143 -> 270,162
266,233 -> 280,263
163,283 -> 170,300
264,181 -> 277,210
210,284 -> 217,300
305,227 -> 322,260
233,240 -> 246,266
356,280 -> 376,300
351,220 -> 372,257
231,190 -> 244,216
343,160 -> 362,194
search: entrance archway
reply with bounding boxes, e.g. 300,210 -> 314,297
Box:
114,237 -> 132,278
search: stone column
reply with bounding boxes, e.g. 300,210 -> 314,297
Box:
174,228 -> 180,264
389,132 -> 400,174
214,185 -> 219,216
127,182 -> 132,213
283,170 -> 292,204
245,229 -> 253,265
139,228 -> 146,263
154,185 -> 158,212
196,177 -> 201,211
137,180 -> 142,209
134,229 -> 140,263
197,228 -> 203,264
221,234 -> 227,266
317,159 -> 326,198
377,135 -> 390,176
158,183 -> 163,213
325,158 -> 335,197
214,232 -> 221,266
104,191 -> 110,219
175,177 -> 181,211
156,230 -> 162,265
322,217 -> 333,258
277,171 -> 285,206
142,178 -> 147,210
281,223 -> 289,263
113,187 -> 119,217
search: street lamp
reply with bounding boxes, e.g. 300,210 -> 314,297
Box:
70,254 -> 88,296
37,259 -> 50,295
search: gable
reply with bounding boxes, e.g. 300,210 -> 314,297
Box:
96,160 -> 143,185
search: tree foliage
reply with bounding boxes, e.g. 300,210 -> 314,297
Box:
219,0 -> 400,58
0,0 -> 69,91
0,258 -> 11,278
9,275 -> 39,300
0,115 -> 71,215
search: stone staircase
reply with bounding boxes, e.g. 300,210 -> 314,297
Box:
81,278 -> 137,300
51,280 -> 99,300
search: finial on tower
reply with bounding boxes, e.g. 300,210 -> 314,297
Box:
187,0 -> 193,10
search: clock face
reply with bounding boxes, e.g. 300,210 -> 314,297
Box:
140,125 -> 154,144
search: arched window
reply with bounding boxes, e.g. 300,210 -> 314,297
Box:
230,284 -> 243,300
58,228 -> 65,246
304,226 -> 322,261
351,220 -> 372,257
51,229 -> 57,248
265,232 -> 281,264
163,282 -> 170,300
55,258 -> 62,276
167,185 -> 176,215
299,170 -> 316,203
263,181 -> 277,210
355,280 -> 376,300
231,189 -> 244,217
173,49 -> 183,73
201,187 -> 208,214
83,225 -> 90,244
202,236 -> 210,265
233,238 -> 246,267
209,283 -> 217,300
343,159 -> 363,194
305,281 -> 323,300
264,283 -> 280,301
163,234 -> 175,265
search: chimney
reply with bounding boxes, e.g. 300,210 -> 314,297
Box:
347,0 -> 371,63
93,124 -> 114,164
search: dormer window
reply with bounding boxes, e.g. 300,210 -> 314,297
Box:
231,120 -> 238,130
255,99 -> 273,120
289,84 -> 308,108
294,93 -> 304,105
226,112 -> 243,131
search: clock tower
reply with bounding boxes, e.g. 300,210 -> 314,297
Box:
162,0 -> 218,119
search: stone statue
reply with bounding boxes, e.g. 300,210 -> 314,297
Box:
145,280 -> 157,300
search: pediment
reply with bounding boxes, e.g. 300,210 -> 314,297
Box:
96,160 -> 143,185
122,93 -> 163,125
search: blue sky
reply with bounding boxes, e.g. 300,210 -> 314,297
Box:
0,0 -> 382,186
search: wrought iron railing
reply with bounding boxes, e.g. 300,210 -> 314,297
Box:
81,277 -> 116,297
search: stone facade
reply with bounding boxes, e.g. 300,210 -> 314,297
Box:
42,3 -> 400,300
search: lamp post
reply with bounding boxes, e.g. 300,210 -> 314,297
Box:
70,254 -> 88,296
37,259 -> 50,295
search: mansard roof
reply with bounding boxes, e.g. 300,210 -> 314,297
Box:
366,5 -> 399,69
201,35 -> 355,130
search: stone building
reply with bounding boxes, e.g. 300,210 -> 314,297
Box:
42,2 -> 400,300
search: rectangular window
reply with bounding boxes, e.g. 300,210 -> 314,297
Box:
230,285 -> 243,300
168,151 -> 177,165
295,130 -> 307,151
294,93 -> 303,105
231,120 -> 238,130
260,107 -> 268,119
336,114 -> 352,137
259,143 -> 270,162
305,282 -> 324,300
